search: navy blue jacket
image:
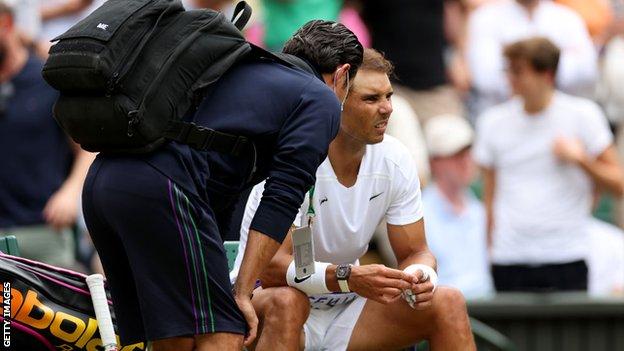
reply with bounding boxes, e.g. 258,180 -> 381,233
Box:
140,60 -> 340,242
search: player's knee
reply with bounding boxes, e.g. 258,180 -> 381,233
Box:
432,287 -> 469,327
265,287 -> 310,326
438,287 -> 467,311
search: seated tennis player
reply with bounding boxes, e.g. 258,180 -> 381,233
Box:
231,49 -> 476,351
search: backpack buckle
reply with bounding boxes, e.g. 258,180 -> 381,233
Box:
127,110 -> 141,137
186,123 -> 214,150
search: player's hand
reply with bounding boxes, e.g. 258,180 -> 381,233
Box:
404,269 -> 435,310
234,293 -> 258,346
553,137 -> 587,165
43,185 -> 79,231
348,264 -> 416,304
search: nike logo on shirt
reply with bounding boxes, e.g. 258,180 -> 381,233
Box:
320,197 -> 328,205
369,192 -> 384,201
294,275 -> 311,283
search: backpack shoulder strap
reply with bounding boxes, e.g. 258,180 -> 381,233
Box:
248,43 -> 322,79
164,120 -> 250,157
271,52 -> 320,77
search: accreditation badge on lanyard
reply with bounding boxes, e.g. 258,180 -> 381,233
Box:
292,186 -> 316,279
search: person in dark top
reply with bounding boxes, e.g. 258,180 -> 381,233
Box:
0,2 -> 94,268
360,0 -> 466,124
81,20 -> 363,350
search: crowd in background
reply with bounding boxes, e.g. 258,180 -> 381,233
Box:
2,0 -> 624,300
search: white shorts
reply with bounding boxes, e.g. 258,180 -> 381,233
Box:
303,296 -> 367,351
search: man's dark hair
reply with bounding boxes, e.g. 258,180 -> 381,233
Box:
283,20 -> 363,79
504,37 -> 560,75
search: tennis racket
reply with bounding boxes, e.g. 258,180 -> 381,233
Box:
86,274 -> 118,351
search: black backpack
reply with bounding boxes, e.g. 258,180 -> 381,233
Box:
42,0 -> 300,155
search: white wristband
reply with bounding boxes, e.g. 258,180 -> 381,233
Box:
286,261 -> 331,296
404,264 -> 438,291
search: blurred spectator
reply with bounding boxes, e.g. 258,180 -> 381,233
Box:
386,95 -> 431,183
588,218 -> 624,296
423,114 -> 494,299
597,36 -> 624,128
474,37 -> 623,292
242,0 -> 265,46
0,1 -> 94,268
338,0 -> 370,48
592,1 -> 624,228
467,0 -> 597,117
464,0 -> 497,10
360,0 -> 466,124
36,0 -> 104,58
2,0 -> 39,41
555,0 -> 614,45
39,0 -> 103,41
261,0 -> 341,51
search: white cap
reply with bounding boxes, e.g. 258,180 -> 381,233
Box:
425,114 -> 474,157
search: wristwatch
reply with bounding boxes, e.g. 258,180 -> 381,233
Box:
335,264 -> 352,293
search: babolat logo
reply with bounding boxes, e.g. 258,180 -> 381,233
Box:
7,287 -> 144,350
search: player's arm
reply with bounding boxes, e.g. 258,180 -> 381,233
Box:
261,230 -> 414,304
387,219 -> 437,309
235,84 -> 341,344
236,230 -> 283,295
388,219 -> 436,271
233,229 -> 281,346
239,82 -> 343,295
259,228 -> 296,287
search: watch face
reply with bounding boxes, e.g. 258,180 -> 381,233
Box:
336,265 -> 349,279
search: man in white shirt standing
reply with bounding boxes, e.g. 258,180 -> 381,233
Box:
423,115 -> 494,299
467,0 -> 597,116
474,37 -> 624,292
232,49 -> 475,350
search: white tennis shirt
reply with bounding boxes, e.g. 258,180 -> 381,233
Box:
231,135 -> 423,291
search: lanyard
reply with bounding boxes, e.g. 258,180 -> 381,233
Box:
306,186 -> 315,226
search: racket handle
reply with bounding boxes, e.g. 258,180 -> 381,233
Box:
86,274 -> 118,351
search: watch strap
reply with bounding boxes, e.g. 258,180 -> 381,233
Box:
338,278 -> 350,293
336,264 -> 351,293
